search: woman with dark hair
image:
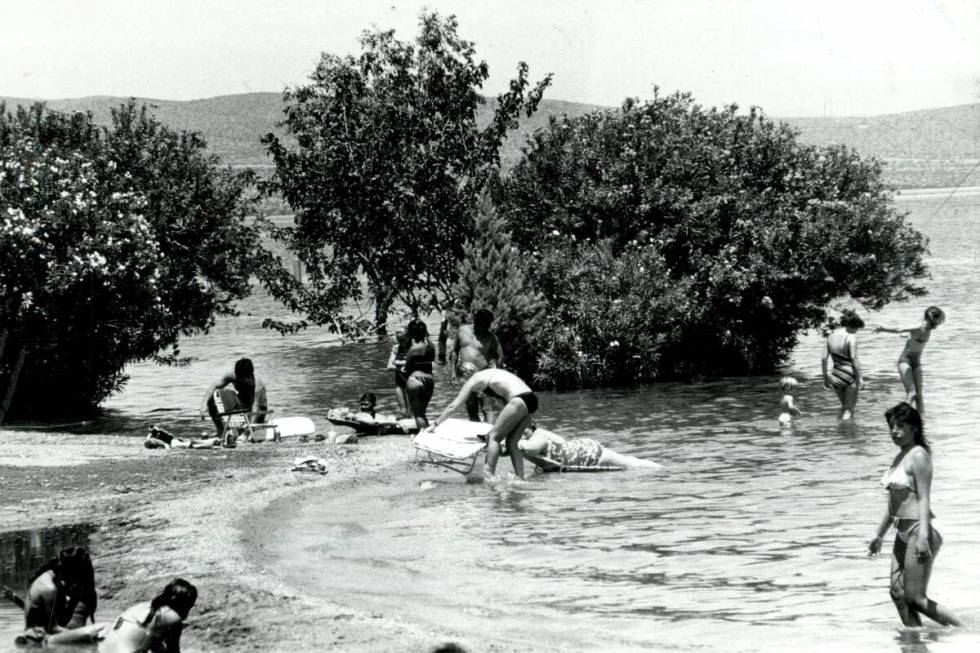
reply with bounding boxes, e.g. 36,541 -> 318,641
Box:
868,404 -> 960,627
19,546 -> 103,644
822,310 -> 865,421
874,306 -> 946,415
100,578 -> 198,652
404,318 -> 436,431
386,327 -> 412,417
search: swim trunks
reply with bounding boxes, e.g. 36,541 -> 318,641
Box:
515,391 -> 538,414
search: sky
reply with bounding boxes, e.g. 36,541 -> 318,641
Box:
1,0 -> 979,117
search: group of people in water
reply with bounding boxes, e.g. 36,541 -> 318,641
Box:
4,546 -> 196,651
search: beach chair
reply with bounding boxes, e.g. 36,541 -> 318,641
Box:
412,418 -> 492,475
212,389 -> 276,447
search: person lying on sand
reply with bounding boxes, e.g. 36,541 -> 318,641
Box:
144,426 -> 219,449
517,425 -> 661,472
99,578 -> 198,653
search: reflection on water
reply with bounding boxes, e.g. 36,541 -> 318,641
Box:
0,524 -> 98,646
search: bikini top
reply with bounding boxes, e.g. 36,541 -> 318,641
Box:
880,456 -> 916,493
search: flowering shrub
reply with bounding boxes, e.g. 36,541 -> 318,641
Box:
0,103 -> 266,418
496,91 -> 928,386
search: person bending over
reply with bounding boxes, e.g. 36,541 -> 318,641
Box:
432,367 -> 535,481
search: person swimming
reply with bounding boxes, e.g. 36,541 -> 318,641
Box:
777,376 -> 803,427
874,306 -> 945,416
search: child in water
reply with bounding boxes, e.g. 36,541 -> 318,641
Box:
874,306 -> 945,416
778,376 -> 803,427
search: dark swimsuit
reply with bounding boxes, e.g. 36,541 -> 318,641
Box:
393,336 -> 411,389
515,391 -> 538,414
405,343 -> 435,395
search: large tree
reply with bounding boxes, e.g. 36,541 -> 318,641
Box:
497,91 -> 929,384
261,11 -> 551,335
0,102 -> 271,419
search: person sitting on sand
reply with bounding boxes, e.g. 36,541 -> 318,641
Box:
354,392 -> 378,422
777,376 -> 803,427
517,424 -> 661,472
431,367 -> 536,481
199,358 -> 268,438
18,546 -> 104,646
99,578 -> 198,653
874,306 -> 945,416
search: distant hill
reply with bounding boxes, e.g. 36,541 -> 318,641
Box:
3,92 -> 977,188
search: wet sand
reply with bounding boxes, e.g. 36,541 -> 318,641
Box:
0,428 -> 469,652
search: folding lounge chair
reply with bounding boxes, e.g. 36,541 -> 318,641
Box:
212,389 -> 276,447
412,418 -> 492,475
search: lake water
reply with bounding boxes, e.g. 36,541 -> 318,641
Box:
5,190 -> 980,651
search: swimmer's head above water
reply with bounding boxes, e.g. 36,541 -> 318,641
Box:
779,376 -> 798,392
925,306 -> 945,328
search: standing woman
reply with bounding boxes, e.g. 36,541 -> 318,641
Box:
403,318 -> 436,431
874,306 -> 945,416
868,403 -> 961,627
822,310 -> 865,421
386,325 -> 412,417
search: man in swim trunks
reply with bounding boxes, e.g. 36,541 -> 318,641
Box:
431,367 -> 536,480
449,308 -> 503,421
199,358 -> 269,438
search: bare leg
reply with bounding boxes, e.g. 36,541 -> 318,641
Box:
890,536 -> 922,627
405,376 -> 432,431
911,365 -> 925,416
599,449 -> 661,469
465,392 -> 482,421
902,527 -> 961,626
46,623 -> 107,644
898,359 -> 916,406
841,384 -> 859,421
484,399 -> 530,479
394,384 -> 408,418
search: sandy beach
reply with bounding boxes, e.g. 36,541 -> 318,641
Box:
0,428 -> 473,652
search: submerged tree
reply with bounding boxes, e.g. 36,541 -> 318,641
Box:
261,11 -> 551,335
498,90 -> 928,384
451,196 -> 544,380
0,102 -> 271,418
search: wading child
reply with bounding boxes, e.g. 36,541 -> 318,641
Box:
778,376 -> 803,427
874,306 -> 945,416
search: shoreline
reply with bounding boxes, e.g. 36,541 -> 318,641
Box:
0,428 -> 464,652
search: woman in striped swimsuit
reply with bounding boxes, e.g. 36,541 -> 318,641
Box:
822,310 -> 865,421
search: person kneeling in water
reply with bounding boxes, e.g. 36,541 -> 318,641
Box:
517,425 -> 661,472
100,578 -> 197,653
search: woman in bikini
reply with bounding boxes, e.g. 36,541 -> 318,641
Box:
874,306 -> 945,416
822,310 -> 865,421
431,367 -> 538,481
17,546 -> 104,646
403,318 -> 436,431
99,578 -> 197,653
517,425 -> 661,472
868,403 -> 960,627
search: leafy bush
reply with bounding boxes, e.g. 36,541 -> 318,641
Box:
496,91 -> 928,385
451,197 -> 544,380
0,102 -> 267,418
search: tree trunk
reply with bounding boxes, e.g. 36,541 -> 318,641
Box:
0,328 -> 7,362
374,291 -> 393,339
0,346 -> 26,427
